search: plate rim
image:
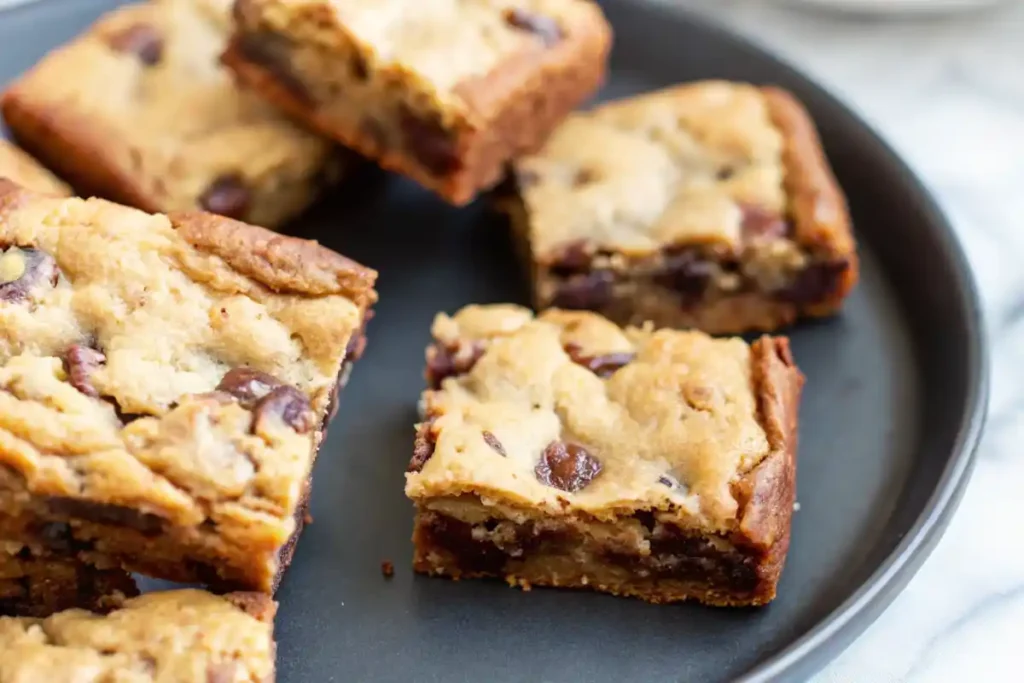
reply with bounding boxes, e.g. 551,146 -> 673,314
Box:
0,0 -> 990,681
614,2 -> 990,681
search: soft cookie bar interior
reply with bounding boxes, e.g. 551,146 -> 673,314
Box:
407,304 -> 803,606
0,540 -> 137,618
502,81 -> 858,334
0,140 -> 71,197
1,0 -> 351,228
0,180 -> 376,591
0,590 -> 276,682
225,0 -> 611,205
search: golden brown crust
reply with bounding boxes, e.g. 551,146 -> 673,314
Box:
762,86 -> 859,308
169,211 -> 378,306
732,336 -> 803,602
2,89 -> 162,214
223,3 -> 611,205
222,591 -> 278,624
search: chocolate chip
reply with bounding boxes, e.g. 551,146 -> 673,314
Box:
716,167 -> 736,181
634,510 -> 658,532
535,441 -> 601,493
778,259 -> 850,304
216,368 -> 284,407
107,24 -> 163,65
45,497 -> 164,536
199,175 -> 251,220
653,248 -> 714,304
408,421 -> 436,472
657,474 -> 678,489
236,32 -> 313,104
0,247 -> 58,303
351,52 -> 369,81
551,271 -> 614,310
503,8 -> 563,46
425,341 -> 485,389
573,168 -> 598,187
564,343 -> 635,379
345,309 -> 374,363
253,386 -> 315,434
36,521 -> 74,553
741,204 -> 790,241
398,106 -> 461,176
548,240 -> 593,277
63,345 -> 105,397
482,431 -> 506,457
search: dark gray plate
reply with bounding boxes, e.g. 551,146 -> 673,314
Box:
0,1 -> 988,681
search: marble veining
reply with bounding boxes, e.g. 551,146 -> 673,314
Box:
663,1 -> 1024,680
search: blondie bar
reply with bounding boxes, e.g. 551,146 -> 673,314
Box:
409,304 -> 803,606
0,541 -> 136,618
0,140 -> 71,197
500,81 -> 858,334
1,0 -> 352,229
224,0 -> 611,205
0,590 -> 276,682
0,179 -> 376,591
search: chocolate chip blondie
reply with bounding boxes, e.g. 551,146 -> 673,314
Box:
500,82 -> 858,334
0,140 -> 70,198
408,304 -> 803,606
0,590 -> 276,681
224,0 -> 611,205
0,179 -> 376,592
1,0 -> 353,229
1,541 -> 137,618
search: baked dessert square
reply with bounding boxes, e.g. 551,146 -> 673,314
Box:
224,0 -> 612,205
499,81 -> 858,334
0,589 -> 276,681
0,140 -> 71,197
1,0 -> 354,229
407,304 -> 803,606
0,541 -> 137,618
0,179 -> 376,592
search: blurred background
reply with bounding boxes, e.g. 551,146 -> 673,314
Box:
669,1 -> 1023,681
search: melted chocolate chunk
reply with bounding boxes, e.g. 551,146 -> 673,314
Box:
408,422 -> 437,472
253,386 -> 315,433
657,473 -> 679,489
216,368 -> 284,407
653,248 -> 714,304
778,259 -> 850,304
425,341 -> 485,389
503,8 -> 563,46
422,515 -> 508,574
36,521 -> 75,553
199,175 -> 251,220
564,343 -> 635,379
0,247 -> 59,303
548,240 -> 593,277
573,168 -> 599,187
399,106 -> 461,176
63,345 -> 106,397
550,270 -> 614,310
107,24 -> 163,65
482,431 -> 506,457
236,32 -> 313,104
535,441 -> 601,493
740,204 -> 790,241
45,498 -> 164,536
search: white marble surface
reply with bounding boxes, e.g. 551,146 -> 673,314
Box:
665,1 -> 1023,681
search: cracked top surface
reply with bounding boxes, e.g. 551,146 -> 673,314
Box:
0,181 -> 375,539
0,141 -> 70,198
2,0 -> 338,224
234,0 -> 609,97
514,82 -> 791,260
0,590 -> 275,683
407,304 -> 789,530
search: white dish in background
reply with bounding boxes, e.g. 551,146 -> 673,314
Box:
781,0 -> 1009,14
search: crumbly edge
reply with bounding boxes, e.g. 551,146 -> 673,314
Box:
222,7 -> 611,205
761,86 -> 859,312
